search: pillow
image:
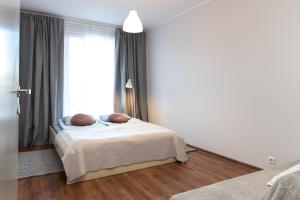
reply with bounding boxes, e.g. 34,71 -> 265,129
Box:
267,163 -> 300,186
108,113 -> 131,123
99,115 -> 110,122
262,171 -> 300,200
63,116 -> 72,125
71,114 -> 96,126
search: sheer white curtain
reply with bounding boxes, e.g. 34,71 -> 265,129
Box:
64,21 -> 115,117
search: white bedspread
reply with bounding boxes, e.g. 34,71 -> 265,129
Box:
55,121 -> 187,182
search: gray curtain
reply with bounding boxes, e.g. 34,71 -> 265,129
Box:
19,13 -> 64,147
114,28 -> 148,121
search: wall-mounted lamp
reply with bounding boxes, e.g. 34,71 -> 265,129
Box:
126,79 -> 136,118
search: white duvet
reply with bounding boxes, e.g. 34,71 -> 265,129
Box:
55,121 -> 188,183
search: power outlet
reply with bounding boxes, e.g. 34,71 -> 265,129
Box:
268,156 -> 277,166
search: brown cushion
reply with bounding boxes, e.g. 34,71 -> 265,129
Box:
108,113 -> 131,123
71,114 -> 95,126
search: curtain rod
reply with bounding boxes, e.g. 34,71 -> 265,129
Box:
20,9 -> 117,31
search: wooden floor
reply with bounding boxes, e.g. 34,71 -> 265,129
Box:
19,150 -> 260,200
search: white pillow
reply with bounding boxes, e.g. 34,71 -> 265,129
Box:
267,163 -> 300,186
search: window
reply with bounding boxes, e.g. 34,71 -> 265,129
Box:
64,22 -> 115,117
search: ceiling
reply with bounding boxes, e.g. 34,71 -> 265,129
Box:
21,0 -> 208,29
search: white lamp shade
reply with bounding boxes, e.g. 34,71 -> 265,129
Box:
126,79 -> 133,89
123,10 -> 143,33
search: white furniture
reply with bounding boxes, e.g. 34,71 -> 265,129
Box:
50,121 -> 187,184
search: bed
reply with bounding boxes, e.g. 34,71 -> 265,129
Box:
50,119 -> 188,184
170,160 -> 300,200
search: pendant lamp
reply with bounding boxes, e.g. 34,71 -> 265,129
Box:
123,10 -> 143,33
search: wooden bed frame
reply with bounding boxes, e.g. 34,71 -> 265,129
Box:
49,127 -> 177,184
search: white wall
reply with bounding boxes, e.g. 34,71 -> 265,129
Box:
147,0 -> 300,168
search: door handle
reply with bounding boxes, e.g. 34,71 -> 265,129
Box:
16,86 -> 31,97
10,86 -> 31,97
10,86 -> 31,117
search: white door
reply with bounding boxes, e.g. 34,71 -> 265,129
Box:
0,0 -> 20,199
